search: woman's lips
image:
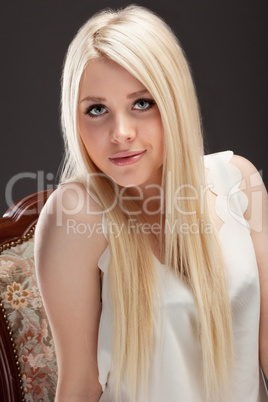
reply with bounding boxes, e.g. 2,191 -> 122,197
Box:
109,150 -> 146,166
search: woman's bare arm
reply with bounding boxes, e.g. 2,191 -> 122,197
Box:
231,155 -> 268,378
34,183 -> 108,401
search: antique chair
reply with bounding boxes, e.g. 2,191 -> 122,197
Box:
0,190 -> 57,402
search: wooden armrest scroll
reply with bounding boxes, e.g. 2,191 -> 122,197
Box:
0,190 -> 54,250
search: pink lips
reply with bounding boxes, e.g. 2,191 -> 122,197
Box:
109,150 -> 146,166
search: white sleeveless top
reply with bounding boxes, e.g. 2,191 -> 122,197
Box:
88,151 -> 267,401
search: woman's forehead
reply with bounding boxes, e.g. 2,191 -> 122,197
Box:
79,58 -> 149,100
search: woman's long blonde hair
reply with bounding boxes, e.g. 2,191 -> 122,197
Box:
60,5 -> 233,401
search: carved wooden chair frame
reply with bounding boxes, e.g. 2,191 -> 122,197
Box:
0,190 -> 53,402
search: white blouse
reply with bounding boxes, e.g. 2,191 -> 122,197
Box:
94,151 -> 268,401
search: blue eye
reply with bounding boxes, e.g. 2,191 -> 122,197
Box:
85,104 -> 107,117
133,99 -> 155,111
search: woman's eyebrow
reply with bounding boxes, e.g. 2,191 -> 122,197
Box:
80,96 -> 106,103
127,89 -> 150,99
80,89 -> 150,104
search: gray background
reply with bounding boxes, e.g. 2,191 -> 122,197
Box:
0,0 -> 267,214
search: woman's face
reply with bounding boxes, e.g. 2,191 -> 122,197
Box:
78,58 -> 164,189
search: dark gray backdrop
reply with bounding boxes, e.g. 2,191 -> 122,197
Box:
1,0 -> 267,215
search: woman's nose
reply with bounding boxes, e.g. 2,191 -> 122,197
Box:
110,114 -> 136,143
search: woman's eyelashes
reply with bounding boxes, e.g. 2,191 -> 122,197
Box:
84,104 -> 107,118
84,98 -> 156,118
132,98 -> 156,111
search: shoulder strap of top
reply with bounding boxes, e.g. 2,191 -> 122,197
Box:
204,150 -> 249,230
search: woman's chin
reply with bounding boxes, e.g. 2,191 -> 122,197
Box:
106,174 -> 144,189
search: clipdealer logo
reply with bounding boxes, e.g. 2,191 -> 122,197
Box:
3,169 -> 265,233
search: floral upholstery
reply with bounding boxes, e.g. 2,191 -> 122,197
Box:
0,238 -> 58,401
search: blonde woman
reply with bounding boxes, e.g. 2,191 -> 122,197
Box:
34,5 -> 268,402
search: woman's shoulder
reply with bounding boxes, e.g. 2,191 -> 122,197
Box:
39,180 -> 104,226
34,180 -> 107,271
53,180 -> 103,214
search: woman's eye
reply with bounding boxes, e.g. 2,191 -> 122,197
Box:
85,105 -> 107,117
133,99 -> 155,111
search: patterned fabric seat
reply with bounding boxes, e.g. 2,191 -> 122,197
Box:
0,190 -> 57,402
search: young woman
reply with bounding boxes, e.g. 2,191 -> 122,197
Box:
34,5 -> 268,402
